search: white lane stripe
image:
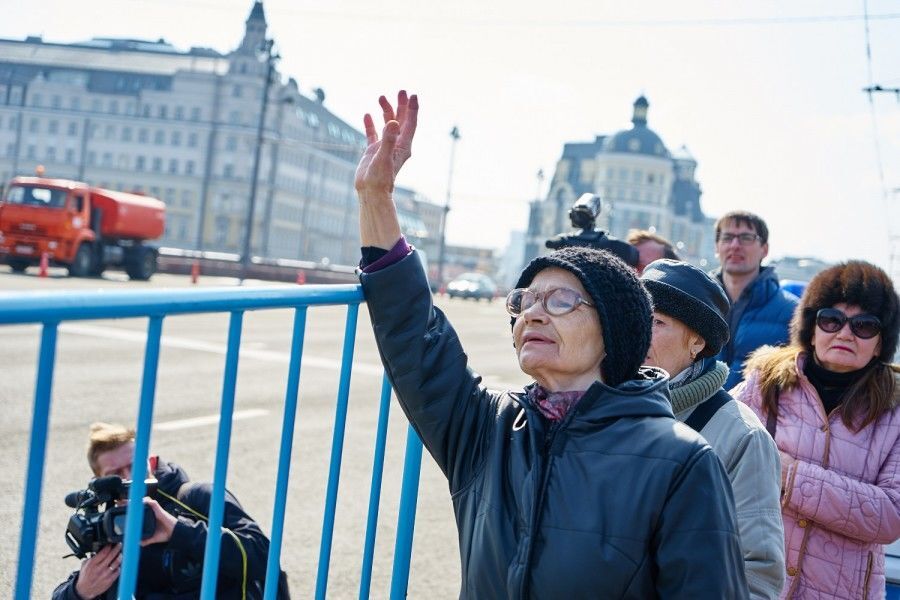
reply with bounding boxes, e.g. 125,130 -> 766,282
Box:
154,409 -> 269,432
50,322 -> 384,376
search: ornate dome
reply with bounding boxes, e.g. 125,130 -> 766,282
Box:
603,96 -> 670,158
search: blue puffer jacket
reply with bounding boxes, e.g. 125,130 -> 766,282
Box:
715,266 -> 798,390
362,251 -> 748,599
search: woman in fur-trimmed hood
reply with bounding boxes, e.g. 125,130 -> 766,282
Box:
733,260 -> 900,599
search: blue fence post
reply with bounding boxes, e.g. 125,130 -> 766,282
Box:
264,307 -> 308,600
200,310 -> 244,600
118,316 -> 165,599
315,303 -> 360,599
14,322 -> 59,600
390,425 -> 424,600
358,374 -> 393,599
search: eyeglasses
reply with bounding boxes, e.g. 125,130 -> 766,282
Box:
717,232 -> 762,246
506,287 -> 593,317
815,308 -> 882,339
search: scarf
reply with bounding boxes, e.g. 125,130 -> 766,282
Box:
668,357 -> 730,416
526,384 -> 587,422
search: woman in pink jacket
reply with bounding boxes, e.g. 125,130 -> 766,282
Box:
734,260 -> 900,599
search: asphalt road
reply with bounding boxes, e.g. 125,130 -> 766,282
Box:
0,266 -> 529,598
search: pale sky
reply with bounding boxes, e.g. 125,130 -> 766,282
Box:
3,0 -> 900,272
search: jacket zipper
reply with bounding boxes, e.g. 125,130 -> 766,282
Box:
519,411 -> 575,599
862,551 -> 873,600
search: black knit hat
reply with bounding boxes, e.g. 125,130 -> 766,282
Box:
514,247 -> 653,387
640,259 -> 730,358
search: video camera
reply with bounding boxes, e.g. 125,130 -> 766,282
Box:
64,475 -> 157,558
545,193 -> 639,267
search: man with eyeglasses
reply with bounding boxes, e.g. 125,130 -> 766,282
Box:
713,211 -> 798,389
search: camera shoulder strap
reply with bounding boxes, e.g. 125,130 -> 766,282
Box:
684,390 -> 733,433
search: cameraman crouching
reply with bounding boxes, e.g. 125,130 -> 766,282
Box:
53,422 -> 289,600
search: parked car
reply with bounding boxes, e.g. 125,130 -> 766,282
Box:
446,272 -> 497,301
887,540 -> 900,598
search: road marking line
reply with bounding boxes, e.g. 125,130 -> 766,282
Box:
52,322 -> 385,376
155,409 -> 269,431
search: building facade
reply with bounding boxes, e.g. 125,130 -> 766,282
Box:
525,96 -> 716,268
0,2 -> 423,267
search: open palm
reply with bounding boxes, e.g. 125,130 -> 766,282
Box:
355,91 -> 418,197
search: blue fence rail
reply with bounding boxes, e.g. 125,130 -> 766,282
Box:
0,284 -> 424,599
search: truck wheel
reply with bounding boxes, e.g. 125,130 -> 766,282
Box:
125,248 -> 157,281
68,244 -> 93,277
8,258 -> 29,273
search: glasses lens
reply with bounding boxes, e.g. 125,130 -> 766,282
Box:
850,315 -> 882,339
816,308 -> 845,333
738,233 -> 758,244
506,289 -> 533,316
545,288 -> 580,315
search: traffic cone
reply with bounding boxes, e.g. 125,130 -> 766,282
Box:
296,269 -> 307,285
39,252 -> 49,278
190,259 -> 200,284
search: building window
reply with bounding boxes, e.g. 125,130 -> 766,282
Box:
125,101 -> 136,116
159,105 -> 168,119
232,85 -> 242,98
70,97 -> 81,110
632,169 -> 642,183
188,132 -> 198,147
185,160 -> 195,175
28,118 -> 39,133
68,121 -> 78,136
190,107 -> 201,121
122,127 -> 132,142
226,136 -> 237,151
31,93 -> 42,107
109,100 -> 119,114
171,131 -> 181,146
168,159 -> 178,174
152,157 -> 162,172
102,152 -> 112,167
91,99 -> 102,112
26,145 -> 36,159
138,128 -> 148,143
48,120 -> 59,134
142,105 -> 151,118
223,164 -> 234,178
154,130 -> 164,145
51,95 -> 61,109
46,147 -> 57,161
136,156 -> 146,171
65,148 -> 75,164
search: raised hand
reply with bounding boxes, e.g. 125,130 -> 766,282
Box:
355,91 -> 419,199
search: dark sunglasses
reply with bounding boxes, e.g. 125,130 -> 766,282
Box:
815,308 -> 882,340
506,287 -> 593,317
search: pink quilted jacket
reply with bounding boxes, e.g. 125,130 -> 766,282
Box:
734,349 -> 900,599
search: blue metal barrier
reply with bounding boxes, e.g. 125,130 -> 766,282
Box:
2,284 -> 424,599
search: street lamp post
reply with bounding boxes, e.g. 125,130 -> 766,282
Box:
240,39 -> 279,283
436,125 -> 460,288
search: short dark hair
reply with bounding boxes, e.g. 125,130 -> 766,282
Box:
626,229 -> 680,260
715,211 -> 769,245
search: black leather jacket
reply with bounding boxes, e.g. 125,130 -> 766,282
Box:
361,251 -> 749,599
52,460 -> 288,599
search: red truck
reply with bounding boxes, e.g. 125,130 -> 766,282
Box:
0,177 -> 166,280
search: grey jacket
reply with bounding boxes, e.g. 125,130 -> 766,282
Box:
671,359 -> 785,599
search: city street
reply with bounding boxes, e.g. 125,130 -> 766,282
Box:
0,266 -> 528,598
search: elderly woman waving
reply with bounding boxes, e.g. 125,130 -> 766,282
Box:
734,261 -> 900,599
356,92 -> 747,598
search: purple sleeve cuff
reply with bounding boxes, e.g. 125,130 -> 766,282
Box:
361,236 -> 413,273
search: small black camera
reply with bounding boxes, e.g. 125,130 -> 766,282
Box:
64,475 -> 157,558
545,194 -> 639,267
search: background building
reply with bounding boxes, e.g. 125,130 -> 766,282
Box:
525,96 -> 716,268
0,2 -> 444,268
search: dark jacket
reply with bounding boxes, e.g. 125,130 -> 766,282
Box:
53,460 -> 288,600
362,251 -> 748,599
715,266 -> 798,390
